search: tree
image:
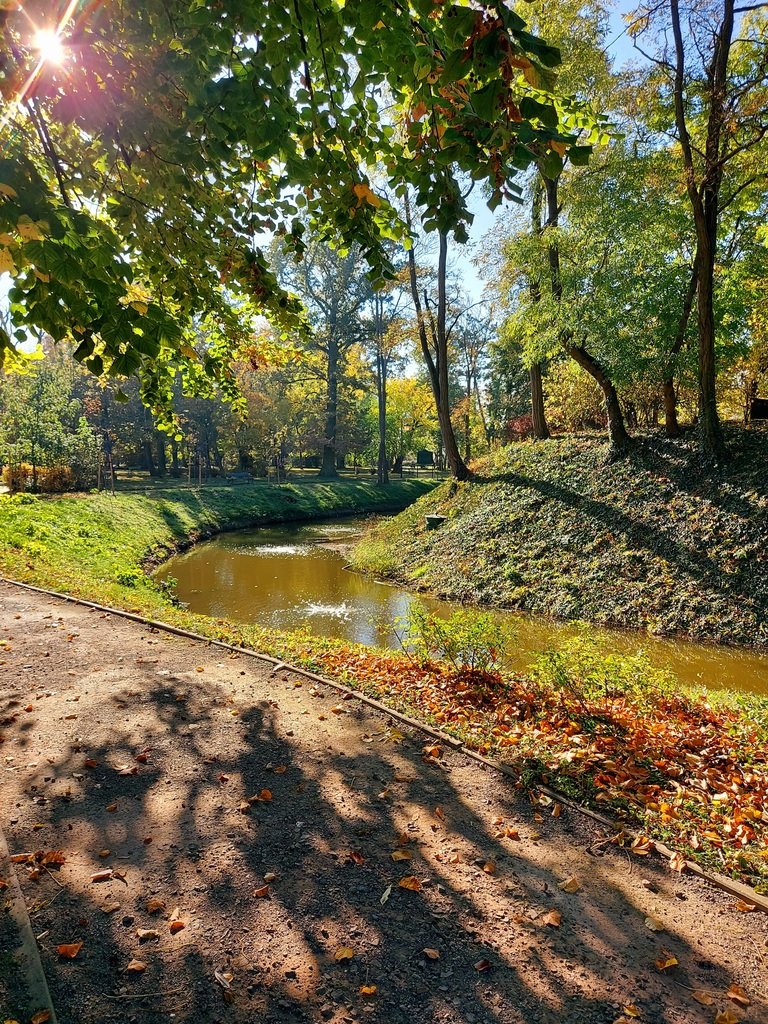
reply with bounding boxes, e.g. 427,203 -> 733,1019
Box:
631,2 -> 768,459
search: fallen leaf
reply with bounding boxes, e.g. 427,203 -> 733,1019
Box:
434,806 -> 446,822
398,875 -> 422,892
645,917 -> 664,932
734,899 -> 756,912
254,885 -> 270,898
31,1013 -> 51,1024
482,860 -> 497,875
40,850 -> 65,867
631,836 -> 655,856
105,803 -> 117,813
334,946 -> 355,962
98,849 -> 111,859
214,970 -> 232,989
102,901 -> 121,914
125,959 -> 147,973
691,991 -> 715,1006
169,920 -> 185,934
715,1011 -> 741,1024
473,959 -> 491,972
391,850 -> 412,862
347,850 -> 365,865
655,951 -> 678,971
247,789 -> 272,803
359,984 -> 377,997
668,851 -> 687,872
558,876 -> 581,893
622,1006 -> 640,1018
56,942 -> 83,959
422,948 -> 440,960
0,879 -> 7,891
726,983 -> 751,1008
136,929 -> 159,942
380,885 -> 392,905
90,870 -> 114,883
264,872 -> 277,882
542,909 -> 561,927
145,898 -> 166,914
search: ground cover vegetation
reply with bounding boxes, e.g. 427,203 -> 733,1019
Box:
352,429 -> 768,647
0,484 -> 766,891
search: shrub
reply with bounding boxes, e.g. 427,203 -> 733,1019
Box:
37,465 -> 76,493
505,413 -> 534,441
396,602 -> 511,673
2,463 -> 31,493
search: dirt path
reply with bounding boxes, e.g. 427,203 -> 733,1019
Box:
1,580 -> 766,1024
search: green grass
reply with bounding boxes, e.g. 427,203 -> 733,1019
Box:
0,478 -> 435,615
351,428 -> 768,647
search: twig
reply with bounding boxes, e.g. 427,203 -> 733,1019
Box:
30,886 -> 66,915
103,987 -> 186,1000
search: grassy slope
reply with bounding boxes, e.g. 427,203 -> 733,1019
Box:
0,479 -> 434,612
352,430 -> 768,647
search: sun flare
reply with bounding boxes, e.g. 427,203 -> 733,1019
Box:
33,28 -> 66,66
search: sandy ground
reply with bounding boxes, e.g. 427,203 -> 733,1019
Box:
0,579 -> 766,1024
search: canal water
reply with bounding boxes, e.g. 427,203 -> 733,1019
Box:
155,517 -> 768,695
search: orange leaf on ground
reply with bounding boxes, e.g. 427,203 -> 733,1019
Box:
334,946 -> 355,962
359,984 -> 377,997
727,983 -> 751,1007
423,948 -> 440,960
398,876 -> 422,892
473,959 -> 491,972
31,1012 -> 51,1024
734,899 -> 756,912
56,942 -> 83,959
558,876 -> 581,893
125,959 -> 147,973
90,870 -> 113,883
434,806 -> 446,822
169,920 -> 185,934
391,849 -> 412,862
145,898 -> 166,914
254,885 -> 270,898
542,909 -> 561,927
347,850 -> 365,865
669,851 -> 687,872
715,1011 -> 741,1024
105,803 -> 117,813
631,836 -> 654,856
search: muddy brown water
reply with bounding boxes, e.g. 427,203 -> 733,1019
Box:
155,517 -> 768,696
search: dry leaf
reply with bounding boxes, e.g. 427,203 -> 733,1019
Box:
380,885 -> 392,905
668,851 -> 687,873
56,942 -> 83,959
391,850 -> 412,862
726,983 -> 751,1008
214,970 -> 232,989
136,929 -> 159,942
248,789 -> 272,803
434,806 -> 446,822
334,946 -> 355,962
102,901 -> 121,914
715,1011 -> 741,1024
644,917 -> 664,932
347,850 -> 365,865
558,876 -> 581,893
40,850 -> 65,866
105,802 -> 117,813
264,872 -> 277,882
125,959 -> 147,973
654,951 -> 678,971
359,984 -> 377,997
90,869 -> 114,883
482,861 -> 497,875
254,885 -> 270,898
398,875 -> 422,892
98,849 -> 111,859
631,836 -> 654,856
31,1013 -> 51,1024
734,899 -> 756,912
542,909 -> 561,927
691,991 -> 715,1006
622,1006 -> 640,1019
169,920 -> 185,934
473,959 -> 491,972
423,948 -> 440,960
145,898 -> 166,914
0,879 -> 8,891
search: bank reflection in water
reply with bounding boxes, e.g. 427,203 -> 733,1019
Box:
155,517 -> 768,696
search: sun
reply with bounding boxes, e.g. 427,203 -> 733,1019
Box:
33,28 -> 66,66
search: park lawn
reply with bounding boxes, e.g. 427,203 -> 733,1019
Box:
0,476 -> 767,891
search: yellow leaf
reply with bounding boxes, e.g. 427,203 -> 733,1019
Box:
644,916 -> 664,932
17,216 -> 45,241
542,909 -> 561,927
622,1006 -> 640,1018
0,183 -> 18,198
334,946 -> 355,962
352,183 -> 382,209
0,247 -> 16,275
359,984 -> 377,997
130,302 -> 148,315
654,951 -> 678,971
715,1011 -> 741,1024
390,849 -> 412,862
558,876 -> 581,893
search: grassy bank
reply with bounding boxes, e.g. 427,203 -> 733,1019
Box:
351,429 -> 768,648
0,474 -> 766,890
0,478 -> 434,611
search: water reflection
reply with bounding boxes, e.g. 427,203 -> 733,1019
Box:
156,517 -> 768,696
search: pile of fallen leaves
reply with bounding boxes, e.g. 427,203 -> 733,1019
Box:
315,645 -> 768,888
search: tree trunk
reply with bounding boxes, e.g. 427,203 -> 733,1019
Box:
663,261 -> 698,438
530,363 -> 549,439
376,346 -> 389,485
568,344 -> 631,454
320,334 -> 339,478
170,438 -> 180,476
669,0 -> 731,462
155,431 -> 167,477
404,194 -> 470,481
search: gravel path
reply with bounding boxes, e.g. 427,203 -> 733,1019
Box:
1,580 -> 766,1024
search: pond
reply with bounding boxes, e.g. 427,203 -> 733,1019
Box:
155,516 -> 768,696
